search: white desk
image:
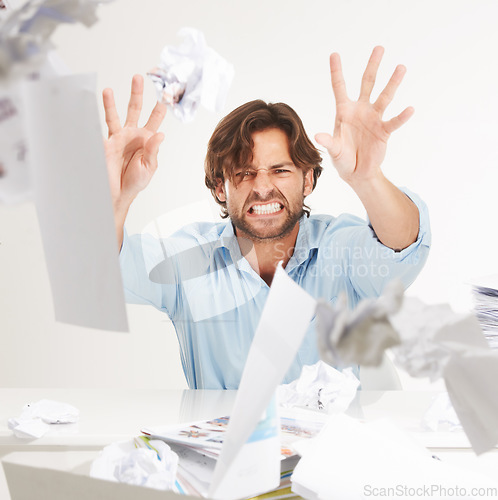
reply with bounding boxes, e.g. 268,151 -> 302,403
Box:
0,388 -> 237,449
1,389 -> 497,499
0,388 -> 238,499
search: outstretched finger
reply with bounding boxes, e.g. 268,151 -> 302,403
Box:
315,132 -> 342,160
143,132 -> 165,172
383,106 -> 414,134
102,88 -> 121,137
144,101 -> 167,132
373,64 -> 407,114
124,74 -> 144,127
359,46 -> 384,100
329,53 -> 348,105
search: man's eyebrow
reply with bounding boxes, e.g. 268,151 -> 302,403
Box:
244,161 -> 296,169
269,162 -> 295,169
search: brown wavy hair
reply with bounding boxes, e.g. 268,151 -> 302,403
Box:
204,100 -> 323,218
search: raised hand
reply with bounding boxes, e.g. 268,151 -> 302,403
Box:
315,46 -> 413,185
103,75 -> 166,209
103,75 -> 166,247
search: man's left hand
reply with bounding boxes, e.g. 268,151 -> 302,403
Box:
316,46 -> 413,186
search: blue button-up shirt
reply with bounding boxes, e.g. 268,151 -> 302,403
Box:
120,188 -> 430,389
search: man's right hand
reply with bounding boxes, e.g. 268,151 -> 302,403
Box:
103,74 -> 166,247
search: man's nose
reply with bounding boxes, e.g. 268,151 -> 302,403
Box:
252,170 -> 273,196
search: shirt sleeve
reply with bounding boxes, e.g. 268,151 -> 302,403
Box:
119,229 -> 179,318
330,187 -> 431,300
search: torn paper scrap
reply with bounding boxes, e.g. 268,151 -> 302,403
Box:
422,392 -> 461,432
277,361 -> 359,414
209,262 -> 316,499
316,280 -> 403,368
8,399 -> 79,439
90,438 -> 178,491
147,27 -> 234,122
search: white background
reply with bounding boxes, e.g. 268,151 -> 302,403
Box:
1,0 -> 497,389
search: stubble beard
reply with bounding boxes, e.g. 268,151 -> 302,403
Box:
228,192 -> 305,243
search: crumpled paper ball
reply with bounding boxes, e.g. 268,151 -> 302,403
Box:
147,27 -> 234,122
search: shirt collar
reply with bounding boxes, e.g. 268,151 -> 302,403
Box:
213,220 -> 240,255
286,215 -> 316,271
214,215 -> 317,273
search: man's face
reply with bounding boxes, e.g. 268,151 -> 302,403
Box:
215,128 -> 313,242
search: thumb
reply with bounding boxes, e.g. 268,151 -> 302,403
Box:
315,133 -> 341,160
143,132 -> 165,171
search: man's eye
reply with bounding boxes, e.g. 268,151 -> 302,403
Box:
234,171 -> 254,181
275,169 -> 290,174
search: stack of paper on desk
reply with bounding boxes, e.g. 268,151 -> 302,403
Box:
470,274 -> 498,349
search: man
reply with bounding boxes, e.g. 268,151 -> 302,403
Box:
103,47 -> 430,389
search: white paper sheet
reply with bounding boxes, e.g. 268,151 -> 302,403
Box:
444,350 -> 498,455
291,414 -> 498,500
22,73 -> 128,331
209,263 -> 317,499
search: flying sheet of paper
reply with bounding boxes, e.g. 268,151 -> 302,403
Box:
22,73 -> 128,332
209,263 -> 317,499
444,350 -> 498,455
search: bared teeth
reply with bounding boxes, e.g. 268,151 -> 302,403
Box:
251,202 -> 282,215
